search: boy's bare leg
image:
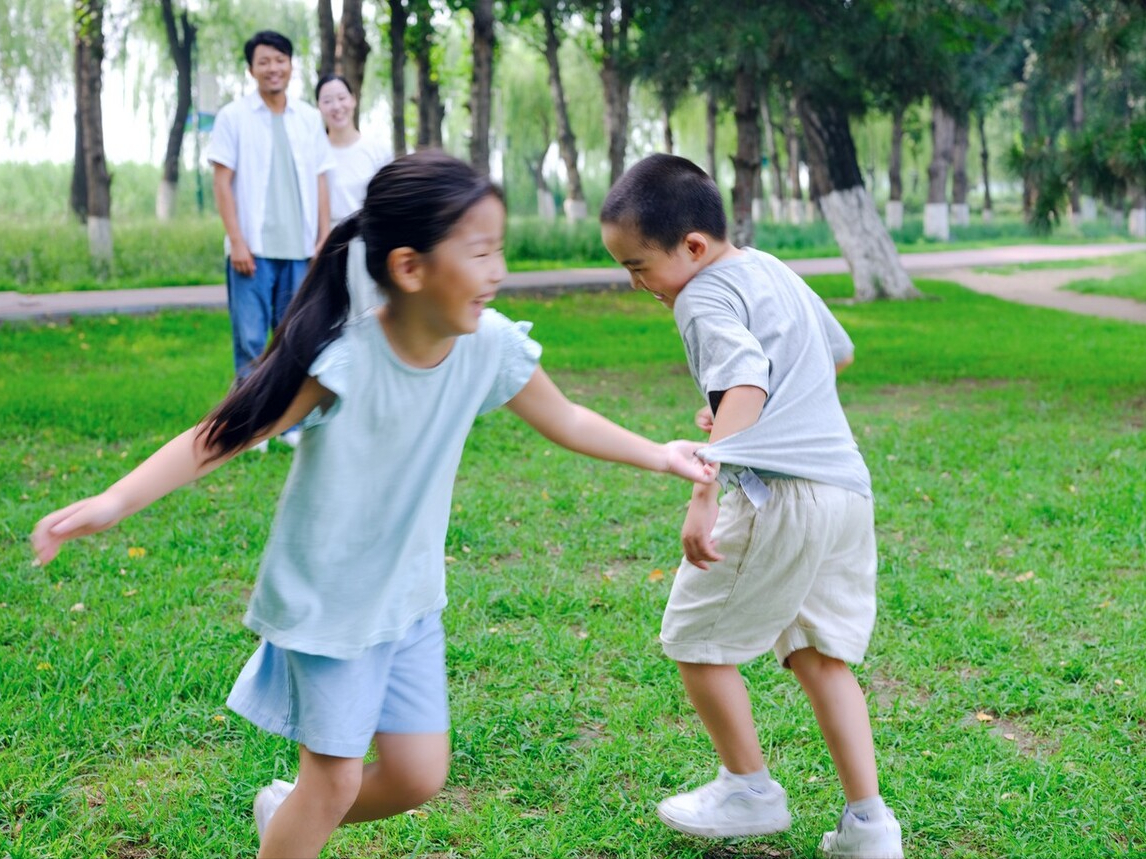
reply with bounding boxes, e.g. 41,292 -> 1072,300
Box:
677,662 -> 765,773
341,732 -> 450,823
787,647 -> 879,802
258,747 -> 363,859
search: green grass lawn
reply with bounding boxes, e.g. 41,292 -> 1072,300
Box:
1,279 -> 1144,858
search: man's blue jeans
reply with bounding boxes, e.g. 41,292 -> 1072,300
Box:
225,256 -> 310,378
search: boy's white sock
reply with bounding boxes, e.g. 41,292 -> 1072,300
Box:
844,794 -> 887,821
723,766 -> 775,793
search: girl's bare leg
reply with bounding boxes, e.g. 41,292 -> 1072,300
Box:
341,732 -> 450,824
257,746 -> 363,859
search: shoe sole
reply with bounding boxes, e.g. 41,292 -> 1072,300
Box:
656,805 -> 792,838
819,834 -> 904,859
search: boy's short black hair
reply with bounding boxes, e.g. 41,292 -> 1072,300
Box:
600,154 -> 727,251
244,31 -> 294,66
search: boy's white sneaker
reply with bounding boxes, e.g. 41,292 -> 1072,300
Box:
819,807 -> 904,859
656,766 -> 791,838
254,778 -> 295,840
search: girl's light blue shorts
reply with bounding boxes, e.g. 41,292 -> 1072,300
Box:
226,611 -> 449,759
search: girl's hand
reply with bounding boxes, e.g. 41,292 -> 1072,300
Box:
663,440 -> 717,484
681,489 -> 723,570
31,493 -> 129,566
694,405 -> 714,434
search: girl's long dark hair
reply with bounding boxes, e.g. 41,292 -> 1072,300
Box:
199,150 -> 502,459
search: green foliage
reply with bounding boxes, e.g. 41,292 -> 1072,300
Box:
2,278 -> 1145,857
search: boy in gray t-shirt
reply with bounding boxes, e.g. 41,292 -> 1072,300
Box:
601,154 -> 903,859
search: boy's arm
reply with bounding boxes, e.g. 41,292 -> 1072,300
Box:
681,384 -> 767,569
504,367 -> 715,484
32,378 -> 330,565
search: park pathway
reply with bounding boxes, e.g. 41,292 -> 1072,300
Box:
1,243 -> 1144,324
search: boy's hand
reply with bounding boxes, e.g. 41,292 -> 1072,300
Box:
663,440 -> 717,484
31,493 -> 128,566
694,405 -> 714,434
681,488 -> 723,569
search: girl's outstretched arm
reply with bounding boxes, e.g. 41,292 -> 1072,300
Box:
31,377 -> 331,566
505,367 -> 715,484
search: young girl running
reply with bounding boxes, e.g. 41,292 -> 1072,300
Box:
31,151 -> 714,859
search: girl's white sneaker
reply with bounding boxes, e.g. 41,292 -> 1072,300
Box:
655,766 -> 791,838
254,778 -> 295,840
819,807 -> 904,859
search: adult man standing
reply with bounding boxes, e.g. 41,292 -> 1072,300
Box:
207,30 -> 335,391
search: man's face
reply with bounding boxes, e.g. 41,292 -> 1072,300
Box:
249,44 -> 292,97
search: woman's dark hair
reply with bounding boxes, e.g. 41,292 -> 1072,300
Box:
244,31 -> 293,66
600,153 -> 727,250
199,150 -> 503,458
315,73 -> 354,103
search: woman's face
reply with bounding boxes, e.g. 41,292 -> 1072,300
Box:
317,79 -> 357,132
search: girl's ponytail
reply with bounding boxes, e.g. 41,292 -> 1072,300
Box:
198,215 -> 360,458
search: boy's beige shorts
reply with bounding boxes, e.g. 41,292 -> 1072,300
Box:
660,478 -> 877,667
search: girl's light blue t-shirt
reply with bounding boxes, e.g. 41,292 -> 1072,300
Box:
243,309 -> 541,659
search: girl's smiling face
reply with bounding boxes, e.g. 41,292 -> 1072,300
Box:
416,194 -> 508,336
317,78 -> 357,132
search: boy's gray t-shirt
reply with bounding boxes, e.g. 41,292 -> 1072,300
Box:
673,248 -> 871,498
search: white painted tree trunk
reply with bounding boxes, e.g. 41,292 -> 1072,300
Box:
156,179 -> 178,221
818,186 -> 919,301
537,190 -> 556,221
1129,208 -> 1146,238
981,208 -> 993,224
769,195 -> 784,222
924,202 -> 950,241
563,198 -> 588,222
786,198 -> 804,224
87,216 -> 113,262
885,200 -> 903,230
1079,196 -> 1097,222
952,203 -> 970,226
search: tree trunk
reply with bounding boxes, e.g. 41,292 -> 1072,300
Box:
410,4 -> 442,150
925,101 -> 954,240
599,0 -> 632,187
761,91 -> 785,222
388,0 -> 407,156
950,113 -> 970,226
469,0 -> 494,175
75,0 -> 112,264
541,5 -> 585,219
526,154 -> 555,219
339,0 -> 370,128
157,0 -> 195,221
796,95 -> 918,301
1019,88 -> 1038,220
784,96 -> 804,224
730,64 -> 760,248
1070,49 -> 1085,222
705,89 -> 717,179
663,99 -> 674,153
978,113 -> 993,222
70,43 -> 87,222
886,107 -> 903,229
318,0 -> 336,77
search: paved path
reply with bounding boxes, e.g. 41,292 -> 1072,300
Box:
2,243 -> 1144,323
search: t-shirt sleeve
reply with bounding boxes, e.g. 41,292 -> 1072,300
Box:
478,312 -> 543,415
301,336 -> 352,427
813,294 -> 855,364
205,104 -> 237,169
678,293 -> 772,399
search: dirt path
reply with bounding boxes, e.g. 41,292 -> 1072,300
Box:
928,264 -> 1146,324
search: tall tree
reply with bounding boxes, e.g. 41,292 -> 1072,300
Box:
591,0 -> 634,186
468,0 -> 495,175
317,0 -> 336,76
338,0 -> 371,125
729,61 -> 761,247
388,0 -> 409,156
409,0 -> 443,149
74,0 -> 113,264
540,1 -> 586,219
156,0 -> 196,220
